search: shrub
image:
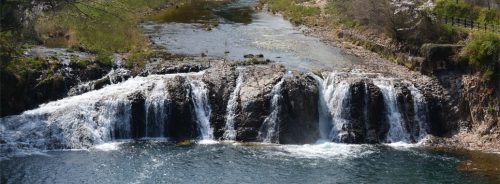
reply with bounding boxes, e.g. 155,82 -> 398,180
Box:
462,32 -> 500,80
433,0 -> 499,25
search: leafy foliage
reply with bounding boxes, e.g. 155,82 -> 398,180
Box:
462,32 -> 500,80
434,0 -> 500,24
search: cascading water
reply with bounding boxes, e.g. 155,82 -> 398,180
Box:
311,74 -> 333,142
223,69 -> 245,141
0,72 -> 205,153
144,81 -> 169,138
258,76 -> 286,143
314,73 -> 352,142
67,68 -> 131,96
315,72 -> 430,144
374,79 -> 409,143
189,80 -> 213,140
408,84 -> 429,141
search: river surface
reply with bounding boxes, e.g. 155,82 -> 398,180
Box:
143,0 -> 360,71
1,142 -> 498,184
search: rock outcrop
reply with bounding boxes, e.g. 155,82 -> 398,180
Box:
279,72 -> 320,144
235,65 -> 285,141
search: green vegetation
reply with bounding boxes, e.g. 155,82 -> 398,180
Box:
0,31 -> 23,64
434,0 -> 500,25
262,0 -> 321,25
36,0 -> 173,53
1,0 -> 179,78
461,32 -> 500,80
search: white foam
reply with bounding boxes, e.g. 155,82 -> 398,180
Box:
198,140 -> 219,145
275,143 -> 375,159
93,142 -> 123,151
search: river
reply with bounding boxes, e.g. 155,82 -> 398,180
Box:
0,0 -> 498,183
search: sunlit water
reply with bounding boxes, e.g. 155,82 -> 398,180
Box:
143,0 -> 360,71
0,142 -> 497,184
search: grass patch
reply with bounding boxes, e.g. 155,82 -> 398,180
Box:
35,0 -> 173,53
262,0 -> 321,25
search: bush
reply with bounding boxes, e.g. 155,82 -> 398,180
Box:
0,31 -> 23,66
434,0 -> 476,19
462,32 -> 500,80
434,0 -> 499,24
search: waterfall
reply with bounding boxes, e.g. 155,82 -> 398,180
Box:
408,84 -> 429,141
326,81 -> 351,142
311,74 -> 333,141
258,76 -> 286,143
313,73 -> 355,142
144,81 -> 169,138
189,80 -> 213,140
67,68 -> 131,96
320,73 -> 352,142
314,72 -> 430,144
374,80 -> 409,143
223,69 -> 245,141
363,81 -> 369,136
0,72 -> 204,152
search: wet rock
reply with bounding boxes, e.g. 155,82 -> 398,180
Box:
364,81 -> 388,143
129,92 -> 146,139
159,64 -> 209,74
166,76 -> 198,140
279,72 -> 320,144
395,84 -> 418,142
345,80 -> 368,143
235,64 -> 285,141
243,54 -> 254,58
202,66 -> 236,139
